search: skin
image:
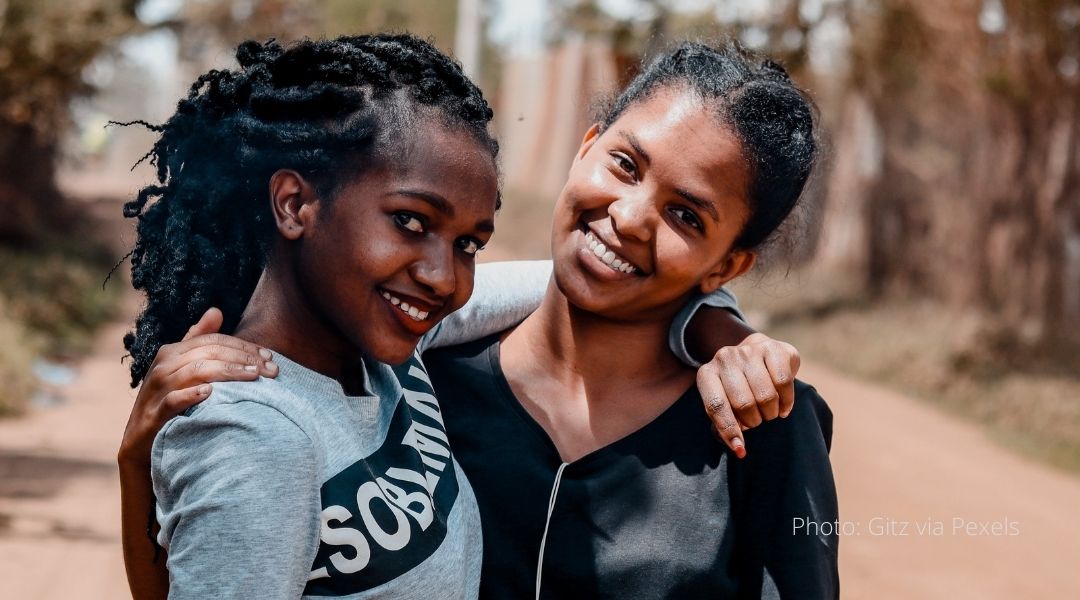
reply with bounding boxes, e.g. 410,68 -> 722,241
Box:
500,84 -> 775,462
117,91 -> 801,600
118,119 -> 498,599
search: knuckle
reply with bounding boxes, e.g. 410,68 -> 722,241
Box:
758,389 -> 779,404
205,333 -> 226,345
730,395 -> 754,410
704,396 -> 726,415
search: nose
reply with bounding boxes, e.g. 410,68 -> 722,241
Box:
607,191 -> 654,243
411,241 -> 456,298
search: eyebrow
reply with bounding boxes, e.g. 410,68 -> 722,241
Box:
394,189 -> 495,233
395,189 -> 455,216
619,130 -> 651,166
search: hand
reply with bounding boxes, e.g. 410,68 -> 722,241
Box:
117,308 -> 278,467
696,332 -> 801,458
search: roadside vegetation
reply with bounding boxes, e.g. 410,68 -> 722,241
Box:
0,230 -> 121,415
732,271 -> 1080,474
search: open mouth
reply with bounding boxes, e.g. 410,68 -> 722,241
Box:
379,290 -> 431,322
583,228 -> 640,275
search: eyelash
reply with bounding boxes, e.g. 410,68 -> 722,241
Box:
669,206 -> 704,231
611,152 -> 638,179
393,211 -> 485,256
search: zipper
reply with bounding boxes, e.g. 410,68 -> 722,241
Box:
535,462 -> 569,600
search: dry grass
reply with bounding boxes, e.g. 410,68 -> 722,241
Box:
731,269 -> 1080,473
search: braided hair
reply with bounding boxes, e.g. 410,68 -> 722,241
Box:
121,34 -> 498,386
601,41 -> 816,251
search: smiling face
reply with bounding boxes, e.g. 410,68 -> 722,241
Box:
288,120 -> 499,365
550,84 -> 757,322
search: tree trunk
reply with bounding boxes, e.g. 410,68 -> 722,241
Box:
0,119 -> 65,245
838,0 -> 1080,348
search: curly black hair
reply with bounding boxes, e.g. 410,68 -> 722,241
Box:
601,40 -> 817,251
120,34 -> 499,387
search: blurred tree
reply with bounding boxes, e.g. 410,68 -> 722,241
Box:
0,0 -> 141,244
849,0 -> 1080,351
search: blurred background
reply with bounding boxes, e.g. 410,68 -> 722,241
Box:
0,0 -> 1077,598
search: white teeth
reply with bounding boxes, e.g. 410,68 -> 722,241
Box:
380,290 -> 431,322
583,229 -> 638,274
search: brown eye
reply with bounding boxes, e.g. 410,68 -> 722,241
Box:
611,152 -> 637,178
669,206 -> 704,231
456,237 -> 484,256
393,212 -> 425,233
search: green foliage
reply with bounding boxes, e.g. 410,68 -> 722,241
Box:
0,0 -> 141,141
0,235 -> 121,357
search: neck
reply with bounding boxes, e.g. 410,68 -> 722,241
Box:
234,254 -> 365,393
507,278 -> 688,393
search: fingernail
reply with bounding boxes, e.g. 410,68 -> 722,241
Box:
259,348 -> 272,360
733,438 -> 746,459
198,385 -> 211,395
244,364 -> 258,372
265,361 -> 278,374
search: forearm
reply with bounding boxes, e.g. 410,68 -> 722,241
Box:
118,455 -> 169,600
685,306 -> 756,364
420,260 -> 551,351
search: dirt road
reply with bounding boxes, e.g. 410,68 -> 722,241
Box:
1,324 -> 1078,598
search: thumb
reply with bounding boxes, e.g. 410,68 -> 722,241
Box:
183,307 -> 224,341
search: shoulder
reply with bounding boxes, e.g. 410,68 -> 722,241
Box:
153,378 -> 316,471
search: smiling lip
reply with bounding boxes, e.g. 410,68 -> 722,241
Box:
580,225 -> 644,275
378,288 -> 442,336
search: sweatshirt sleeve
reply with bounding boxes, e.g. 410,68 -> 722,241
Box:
418,260 -> 552,352
667,287 -> 746,367
152,400 -> 320,600
738,382 -> 840,599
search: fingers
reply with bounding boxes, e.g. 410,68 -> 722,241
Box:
743,356 -> 780,421
182,307 -> 224,341
169,344 -> 277,380
720,358 -> 764,429
160,384 -> 214,417
168,332 -> 271,362
169,359 -> 264,390
764,343 -> 799,418
697,366 -> 746,458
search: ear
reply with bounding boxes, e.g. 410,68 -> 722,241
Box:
572,123 -> 603,166
269,169 -> 320,241
699,250 -> 756,295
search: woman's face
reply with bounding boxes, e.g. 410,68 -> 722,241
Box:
293,121 -> 499,365
550,85 -> 756,322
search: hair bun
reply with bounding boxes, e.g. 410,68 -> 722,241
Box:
761,59 -> 792,83
236,39 -> 283,68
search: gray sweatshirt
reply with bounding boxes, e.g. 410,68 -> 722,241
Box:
152,260 -> 740,599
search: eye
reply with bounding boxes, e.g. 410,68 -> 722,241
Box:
610,152 -> 638,179
669,206 -> 704,231
393,211 -> 425,233
455,237 -> 485,256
